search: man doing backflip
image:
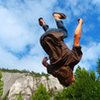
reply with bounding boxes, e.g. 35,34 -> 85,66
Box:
39,12 -> 83,86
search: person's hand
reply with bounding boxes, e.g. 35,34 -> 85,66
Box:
42,57 -> 49,67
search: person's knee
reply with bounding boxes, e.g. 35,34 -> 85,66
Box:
74,34 -> 81,39
74,34 -> 81,46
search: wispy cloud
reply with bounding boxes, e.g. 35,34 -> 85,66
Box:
77,42 -> 100,71
0,0 -> 100,72
0,0 -> 57,72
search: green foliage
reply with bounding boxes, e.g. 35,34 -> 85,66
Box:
2,91 -> 9,100
0,68 -> 49,78
97,58 -> 100,78
31,72 -> 49,78
15,93 -> 23,100
0,68 -> 30,73
32,84 -> 50,100
54,67 -> 100,100
1,58 -> 100,100
0,71 -> 3,97
41,72 -> 49,79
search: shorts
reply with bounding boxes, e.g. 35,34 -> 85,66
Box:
47,46 -> 83,86
63,46 -> 83,71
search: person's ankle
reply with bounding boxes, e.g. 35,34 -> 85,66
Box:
53,15 -> 61,20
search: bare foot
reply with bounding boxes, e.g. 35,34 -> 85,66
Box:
78,18 -> 83,24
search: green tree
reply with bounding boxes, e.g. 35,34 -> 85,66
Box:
54,67 -> 100,100
0,71 -> 3,98
32,84 -> 50,100
97,58 -> 100,80
15,93 -> 23,100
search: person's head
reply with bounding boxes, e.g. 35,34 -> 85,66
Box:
56,66 -> 75,87
61,74 -> 75,87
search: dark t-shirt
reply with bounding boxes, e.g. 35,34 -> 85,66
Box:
40,30 -> 83,86
40,31 -> 82,70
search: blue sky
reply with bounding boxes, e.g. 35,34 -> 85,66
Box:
0,0 -> 100,73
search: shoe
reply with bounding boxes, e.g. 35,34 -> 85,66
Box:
38,17 -> 45,26
52,12 -> 66,19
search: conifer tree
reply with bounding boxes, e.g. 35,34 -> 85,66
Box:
32,84 -> 50,100
97,58 -> 100,79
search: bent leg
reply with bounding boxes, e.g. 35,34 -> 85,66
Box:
66,19 -> 83,70
52,12 -> 68,38
74,19 -> 83,47
55,20 -> 68,38
42,25 -> 49,32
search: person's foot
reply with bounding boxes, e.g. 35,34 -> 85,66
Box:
52,12 -> 66,20
78,18 -> 83,24
38,17 -> 46,26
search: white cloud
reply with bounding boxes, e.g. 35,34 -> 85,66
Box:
92,0 -> 100,8
0,6 -> 33,52
0,44 -> 46,72
0,0 -> 100,73
65,40 -> 100,71
0,0 -> 57,72
77,42 -> 100,70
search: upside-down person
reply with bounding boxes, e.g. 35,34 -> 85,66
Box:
39,12 -> 83,87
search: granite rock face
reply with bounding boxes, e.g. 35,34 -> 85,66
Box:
2,72 -> 64,100
8,75 -> 34,100
2,72 -> 25,97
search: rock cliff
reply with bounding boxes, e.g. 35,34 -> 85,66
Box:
1,72 -> 64,100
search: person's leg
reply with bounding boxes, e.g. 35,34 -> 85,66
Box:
38,17 -> 49,32
67,18 -> 83,70
74,18 -> 83,47
56,20 -> 68,37
52,12 -> 68,38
